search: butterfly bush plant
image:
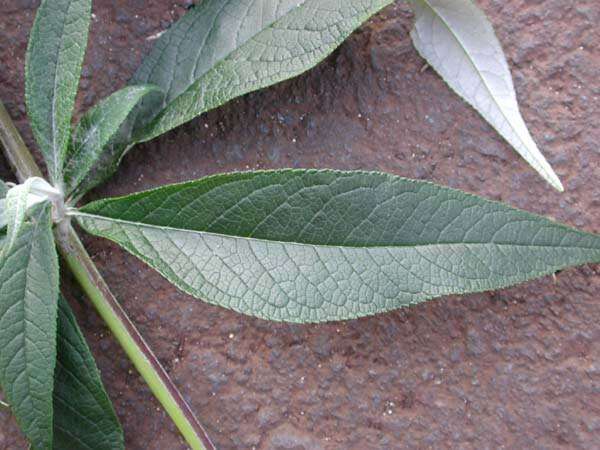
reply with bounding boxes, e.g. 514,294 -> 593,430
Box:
0,0 -> 598,448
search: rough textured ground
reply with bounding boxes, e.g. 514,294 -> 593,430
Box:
1,1 -> 599,449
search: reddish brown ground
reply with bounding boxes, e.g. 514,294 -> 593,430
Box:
1,1 -> 599,449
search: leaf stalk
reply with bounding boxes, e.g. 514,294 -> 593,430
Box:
0,100 -> 215,450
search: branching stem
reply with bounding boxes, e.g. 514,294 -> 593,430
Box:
0,100 -> 215,450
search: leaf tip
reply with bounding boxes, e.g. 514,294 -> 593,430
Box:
545,168 -> 564,192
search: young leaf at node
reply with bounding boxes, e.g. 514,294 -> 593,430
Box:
410,0 -> 563,191
1,177 -> 60,259
64,84 -> 161,199
75,170 -> 599,323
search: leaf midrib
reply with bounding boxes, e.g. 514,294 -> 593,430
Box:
5,225 -> 48,441
73,212 -> 600,253
50,1 -> 73,181
158,0 -> 310,112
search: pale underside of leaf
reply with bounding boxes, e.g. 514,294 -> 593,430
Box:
76,170 -> 600,323
135,0 -> 394,142
0,204 -> 58,449
410,0 -> 563,191
25,0 -> 91,183
53,296 -> 124,450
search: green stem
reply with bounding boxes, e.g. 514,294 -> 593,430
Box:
0,102 -> 41,179
0,100 -> 215,450
56,227 -> 214,450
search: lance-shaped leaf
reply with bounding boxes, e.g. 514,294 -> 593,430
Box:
64,84 -> 160,198
25,0 -> 91,183
410,0 -> 563,191
53,295 -> 124,450
75,170 -> 600,323
0,203 -> 58,449
134,0 -> 393,142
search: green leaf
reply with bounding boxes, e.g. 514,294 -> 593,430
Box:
75,170 -> 600,323
410,0 -> 563,191
2,177 -> 59,259
25,0 -> 92,183
53,295 -> 124,450
134,0 -> 393,142
64,84 -> 161,198
0,181 -> 7,229
62,0 -> 394,200
0,179 -> 7,198
0,199 -> 6,231
2,180 -> 35,258
0,203 -> 59,449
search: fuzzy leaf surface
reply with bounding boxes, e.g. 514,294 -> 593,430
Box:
133,0 -> 393,142
410,0 -> 562,191
76,170 -> 600,323
0,204 -> 58,449
2,178 -> 55,260
64,84 -> 160,198
25,0 -> 91,183
53,296 -> 124,450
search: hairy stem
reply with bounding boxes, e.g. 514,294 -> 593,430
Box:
0,100 -> 215,450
